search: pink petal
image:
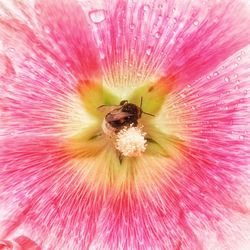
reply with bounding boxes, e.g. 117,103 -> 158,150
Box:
14,236 -> 41,250
0,0 -> 250,249
0,236 -> 40,250
0,0 -> 100,83
0,137 -> 104,249
91,0 -> 250,87
0,240 -> 13,250
165,1 -> 250,85
35,0 -> 101,80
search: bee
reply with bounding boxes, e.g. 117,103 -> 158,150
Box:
98,97 -> 154,133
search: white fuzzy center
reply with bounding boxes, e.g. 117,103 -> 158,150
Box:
115,126 -> 147,157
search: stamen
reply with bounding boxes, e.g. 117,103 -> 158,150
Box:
115,125 -> 147,157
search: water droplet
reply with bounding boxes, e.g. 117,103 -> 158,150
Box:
89,9 -> 106,24
206,75 -> 211,80
193,20 -> 199,26
239,135 -> 244,140
129,23 -> 135,30
213,71 -> 219,76
154,32 -> 161,39
213,17 -> 219,23
36,8 -> 41,15
146,47 -> 152,56
179,22 -> 185,29
100,52 -> 105,59
44,26 -> 51,34
234,84 -> 239,90
224,77 -> 230,82
143,4 -> 150,12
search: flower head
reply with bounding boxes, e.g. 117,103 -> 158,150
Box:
0,0 -> 250,249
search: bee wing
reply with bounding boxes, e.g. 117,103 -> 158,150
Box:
97,105 -> 121,113
106,111 -> 133,122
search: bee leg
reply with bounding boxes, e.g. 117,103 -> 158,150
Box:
118,154 -> 123,165
145,137 -> 156,143
88,133 -> 102,140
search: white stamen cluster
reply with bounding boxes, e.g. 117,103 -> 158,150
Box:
115,126 -> 147,157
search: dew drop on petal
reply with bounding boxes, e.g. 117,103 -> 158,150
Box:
129,23 -> 135,30
239,135 -> 244,140
100,51 -> 105,59
193,20 -> 199,26
146,47 -> 152,56
234,84 -> 240,90
213,17 -> 219,23
44,26 -> 51,34
154,32 -> 161,39
89,9 -> 106,24
241,50 -> 246,55
234,74 -> 238,79
36,8 -> 41,15
224,76 -> 230,82
143,4 -> 150,12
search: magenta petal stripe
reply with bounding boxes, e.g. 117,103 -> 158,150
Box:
0,0 -> 250,249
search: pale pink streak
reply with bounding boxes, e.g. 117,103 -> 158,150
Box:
0,0 -> 250,249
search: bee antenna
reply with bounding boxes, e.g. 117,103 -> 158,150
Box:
142,111 -> 155,117
140,96 -> 143,109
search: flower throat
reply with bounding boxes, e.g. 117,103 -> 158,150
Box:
99,98 -> 153,157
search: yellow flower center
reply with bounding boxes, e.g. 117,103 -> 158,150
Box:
62,77 -> 186,189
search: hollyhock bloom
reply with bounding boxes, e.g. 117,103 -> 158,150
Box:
0,0 -> 250,249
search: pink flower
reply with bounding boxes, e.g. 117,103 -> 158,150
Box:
0,0 -> 250,249
0,235 -> 40,250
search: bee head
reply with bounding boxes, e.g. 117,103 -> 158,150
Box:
120,100 -> 128,105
